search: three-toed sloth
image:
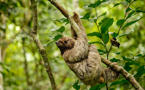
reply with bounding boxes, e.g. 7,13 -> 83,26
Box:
56,12 -> 119,86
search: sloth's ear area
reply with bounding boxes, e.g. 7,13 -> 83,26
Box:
56,40 -> 64,48
67,39 -> 75,48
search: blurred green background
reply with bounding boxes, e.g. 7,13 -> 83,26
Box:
0,0 -> 145,90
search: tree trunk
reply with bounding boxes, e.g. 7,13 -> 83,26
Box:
0,47 -> 4,90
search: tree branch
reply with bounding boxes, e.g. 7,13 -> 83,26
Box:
30,0 -> 56,90
47,0 -> 144,90
48,0 -> 69,18
22,37 -> 31,86
101,57 -> 143,90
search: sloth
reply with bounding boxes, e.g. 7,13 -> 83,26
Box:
56,12 -> 119,86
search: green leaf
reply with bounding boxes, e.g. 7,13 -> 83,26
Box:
126,7 -> 131,13
126,0 -> 131,3
88,2 -> 100,8
90,83 -> 105,90
136,54 -> 144,57
116,19 -> 125,27
135,65 -> 145,77
56,18 -> 69,24
122,56 -> 139,64
89,41 -> 104,46
98,49 -> 106,55
122,56 -> 140,71
115,52 -> 120,54
110,79 -> 128,86
88,0 -> 108,8
81,12 -> 91,20
110,58 -> 120,62
100,18 -> 114,34
61,18 -> 69,24
122,56 -> 132,61
98,12 -> 107,18
114,3 -> 121,7
111,32 -> 118,38
124,61 -> 139,71
54,34 -> 62,41
122,17 -> 142,29
119,33 -> 130,37
135,9 -> 145,13
126,10 -> 135,19
102,33 -> 109,44
87,32 -> 102,38
94,12 -> 107,23
0,2 -> 8,12
73,80 -> 80,90
57,26 -> 65,33
124,62 -> 132,71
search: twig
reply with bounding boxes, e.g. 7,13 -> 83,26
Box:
30,0 -> 57,90
117,1 -> 134,35
31,0 -> 38,34
47,0 -> 143,90
107,1 -> 135,60
22,37 -> 31,86
106,44 -> 112,60
57,72 -> 68,88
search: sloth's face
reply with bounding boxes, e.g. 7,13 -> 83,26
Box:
56,37 -> 75,50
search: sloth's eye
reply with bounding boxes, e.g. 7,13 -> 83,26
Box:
64,41 -> 67,44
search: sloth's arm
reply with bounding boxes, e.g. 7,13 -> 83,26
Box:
69,13 -> 88,42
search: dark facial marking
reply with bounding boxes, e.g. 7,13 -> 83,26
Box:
56,37 -> 75,54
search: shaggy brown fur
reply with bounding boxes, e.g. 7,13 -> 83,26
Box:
56,12 -> 119,85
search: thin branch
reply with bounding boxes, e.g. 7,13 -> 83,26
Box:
48,0 -> 69,18
106,44 -> 112,60
30,0 -> 56,90
47,0 -> 144,90
22,37 -> 31,86
31,0 -> 38,34
117,1 -> 134,35
57,72 -> 68,89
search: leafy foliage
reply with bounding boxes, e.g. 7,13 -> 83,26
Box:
87,32 -> 102,38
116,19 -> 125,27
0,0 -> 145,90
88,0 -> 108,8
100,17 -> 114,34
122,17 -> 142,29
89,83 -> 105,90
56,26 -> 65,33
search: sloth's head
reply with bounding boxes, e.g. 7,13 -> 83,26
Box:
56,37 -> 75,52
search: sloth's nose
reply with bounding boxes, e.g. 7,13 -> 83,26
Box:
55,41 -> 59,45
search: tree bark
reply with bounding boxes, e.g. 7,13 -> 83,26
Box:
0,47 -> 4,90
30,0 -> 57,90
0,12 -> 7,90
